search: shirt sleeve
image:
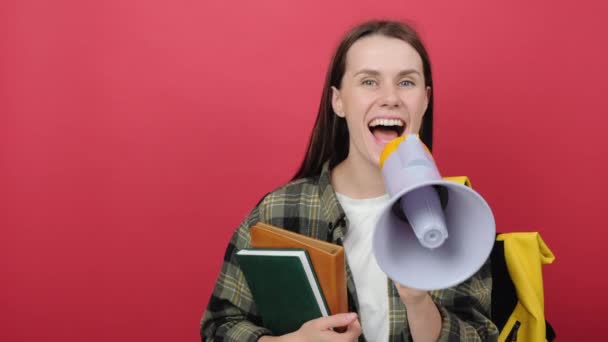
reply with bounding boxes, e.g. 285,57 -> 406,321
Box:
431,258 -> 499,342
200,205 -> 272,341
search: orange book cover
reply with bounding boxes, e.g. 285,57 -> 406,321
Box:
249,222 -> 348,316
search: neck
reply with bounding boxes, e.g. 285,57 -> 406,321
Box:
331,155 -> 386,199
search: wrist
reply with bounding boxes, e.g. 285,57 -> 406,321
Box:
403,292 -> 432,309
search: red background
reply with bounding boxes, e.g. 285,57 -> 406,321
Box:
2,0 -> 606,340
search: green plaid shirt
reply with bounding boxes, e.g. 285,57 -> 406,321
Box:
201,162 -> 499,341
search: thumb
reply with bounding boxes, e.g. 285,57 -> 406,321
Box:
313,313 -> 358,330
343,317 -> 362,338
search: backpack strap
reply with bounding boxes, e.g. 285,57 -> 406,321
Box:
443,176 -> 472,188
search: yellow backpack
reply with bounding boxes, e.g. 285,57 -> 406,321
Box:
444,177 -> 556,341
491,232 -> 556,342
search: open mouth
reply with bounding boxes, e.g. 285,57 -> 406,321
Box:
368,118 -> 406,143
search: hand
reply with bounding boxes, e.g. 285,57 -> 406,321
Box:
260,313 -> 361,342
395,282 -> 429,307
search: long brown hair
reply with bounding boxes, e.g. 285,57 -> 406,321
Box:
292,20 -> 434,180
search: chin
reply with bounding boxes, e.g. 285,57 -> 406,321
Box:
366,149 -> 383,168
359,139 -> 386,168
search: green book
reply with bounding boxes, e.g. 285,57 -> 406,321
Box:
236,248 -> 330,335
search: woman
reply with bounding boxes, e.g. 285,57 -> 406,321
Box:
201,20 -> 499,342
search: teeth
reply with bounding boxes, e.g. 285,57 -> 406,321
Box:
369,118 -> 404,127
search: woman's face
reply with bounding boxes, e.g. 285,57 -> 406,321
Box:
332,34 -> 430,168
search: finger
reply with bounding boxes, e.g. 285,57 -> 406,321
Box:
318,319 -> 361,342
312,313 -> 358,330
343,318 -> 362,338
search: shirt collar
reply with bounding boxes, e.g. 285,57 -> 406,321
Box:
318,161 -> 349,243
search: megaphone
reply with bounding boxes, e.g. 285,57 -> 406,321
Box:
373,134 -> 495,290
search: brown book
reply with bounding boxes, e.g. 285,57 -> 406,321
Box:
250,222 -> 348,316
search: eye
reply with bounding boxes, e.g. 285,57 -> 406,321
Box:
399,80 -> 415,87
361,79 -> 378,87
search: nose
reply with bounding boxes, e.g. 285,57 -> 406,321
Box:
379,84 -> 401,108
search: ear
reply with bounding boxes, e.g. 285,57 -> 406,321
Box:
423,86 -> 432,115
331,86 -> 345,118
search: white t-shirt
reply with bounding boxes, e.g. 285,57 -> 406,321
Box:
335,192 -> 391,342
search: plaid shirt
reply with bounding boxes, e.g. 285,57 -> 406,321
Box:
201,162 -> 499,341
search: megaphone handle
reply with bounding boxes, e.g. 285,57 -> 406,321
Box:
400,186 -> 448,249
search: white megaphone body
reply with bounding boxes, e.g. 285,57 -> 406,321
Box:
373,134 -> 495,290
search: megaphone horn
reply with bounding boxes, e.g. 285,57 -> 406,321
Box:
373,134 -> 495,291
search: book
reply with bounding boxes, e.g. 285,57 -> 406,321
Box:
236,248 -> 329,335
249,222 -> 348,316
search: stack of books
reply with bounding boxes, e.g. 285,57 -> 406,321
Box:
236,222 -> 347,335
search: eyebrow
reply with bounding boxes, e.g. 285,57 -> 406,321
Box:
354,69 -> 422,78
